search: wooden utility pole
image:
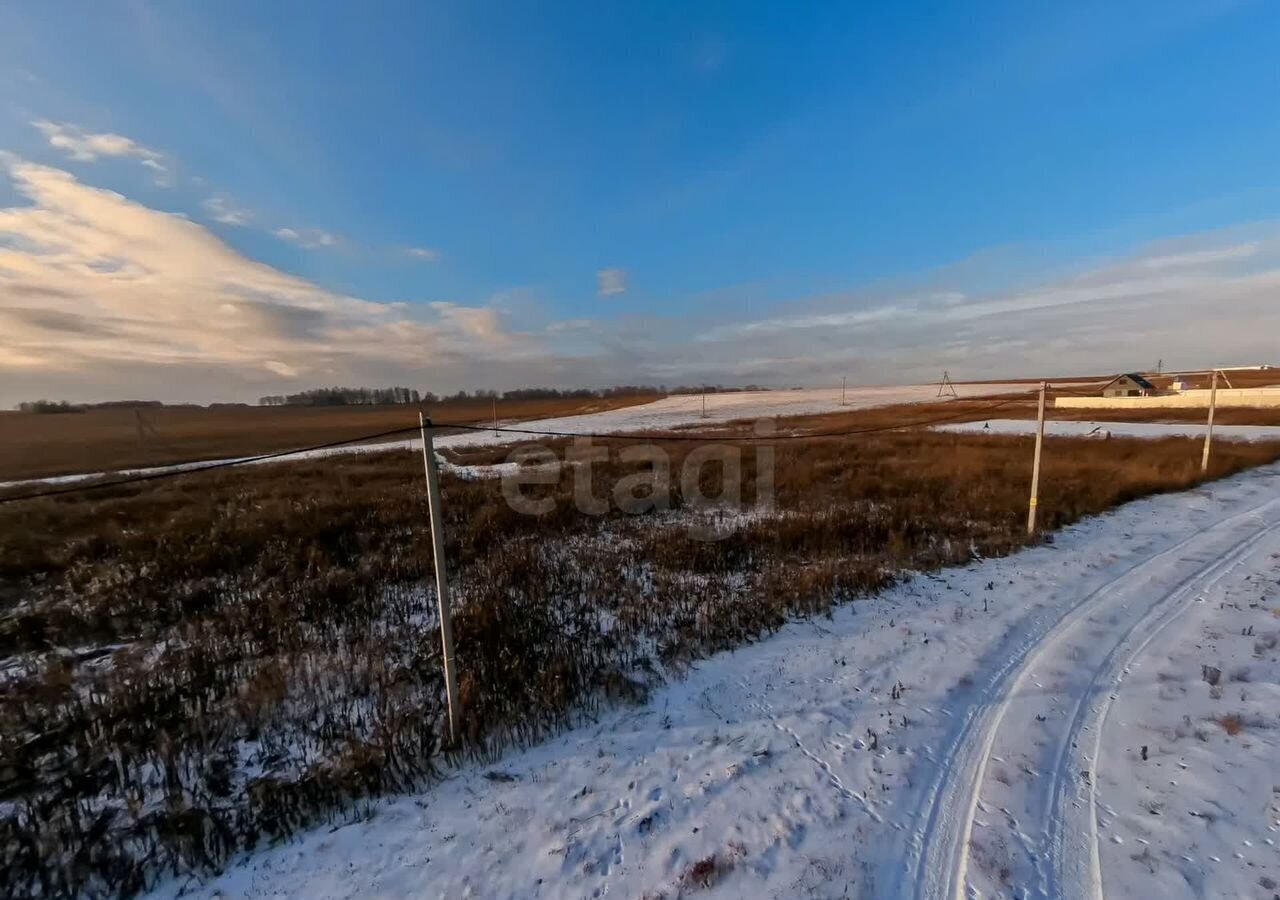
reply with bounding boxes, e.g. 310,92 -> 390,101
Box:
418,411 -> 461,746
841,376 -> 847,406
702,388 -> 708,418
492,396 -> 499,436
1027,381 -> 1047,535
1201,369 -> 1219,474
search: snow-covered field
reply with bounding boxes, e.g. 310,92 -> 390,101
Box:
146,463 -> 1280,900
938,418 -> 1280,441
1094,534 -> 1280,899
427,383 -> 1030,446
0,384 -> 1028,491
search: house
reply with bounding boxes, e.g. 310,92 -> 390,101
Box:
1100,373 -> 1156,398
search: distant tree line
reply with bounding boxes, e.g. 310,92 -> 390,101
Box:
668,384 -> 764,395
258,386 -> 424,407
256,385 -> 671,407
15,399 -> 164,414
17,383 -> 769,414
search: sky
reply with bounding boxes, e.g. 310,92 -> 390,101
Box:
0,0 -> 1278,405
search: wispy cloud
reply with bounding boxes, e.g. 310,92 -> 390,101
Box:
1,155 -> 1277,403
274,226 -> 339,249
202,192 -> 252,226
677,229 -> 1280,383
32,120 -> 171,185
0,158 -> 543,402
31,120 -> 437,262
597,267 -> 627,297
545,319 -> 592,333
1139,243 -> 1259,270
691,37 -> 727,73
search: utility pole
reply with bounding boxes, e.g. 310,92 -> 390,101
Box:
1027,381 -> 1047,535
841,376 -> 847,406
1201,369 -> 1219,474
492,395 -> 499,436
418,411 -> 461,747
702,388 -> 708,418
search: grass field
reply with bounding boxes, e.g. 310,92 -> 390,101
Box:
4,412 -> 1280,897
787,393 -> 1280,429
1140,369 -> 1280,391
665,394 -> 1280,440
7,384 -> 1276,487
0,395 -> 657,483
957,369 -> 1280,391
964,398 -> 1280,426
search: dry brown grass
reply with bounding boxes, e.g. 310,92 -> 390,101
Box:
2,428 -> 1279,896
955,375 -> 1112,385
1217,714 -> 1245,736
1147,370 -> 1280,391
1047,404 -> 1280,427
767,395 -> 1280,430
0,394 -> 656,482
678,853 -> 733,892
973,370 -> 1280,392
738,397 -> 1026,436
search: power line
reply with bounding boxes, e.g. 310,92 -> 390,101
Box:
0,391 -> 1039,505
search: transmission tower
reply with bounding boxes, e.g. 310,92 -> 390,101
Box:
937,370 -> 958,399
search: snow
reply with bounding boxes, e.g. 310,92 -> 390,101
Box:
429,383 -> 1029,448
0,384 -> 1027,491
145,462 -> 1280,900
1092,537 -> 1280,899
897,475 -> 1280,900
938,418 -> 1280,441
437,458 -> 528,481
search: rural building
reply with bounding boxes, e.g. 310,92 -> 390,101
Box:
1100,373 -> 1156,398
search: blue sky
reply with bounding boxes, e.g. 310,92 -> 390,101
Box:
1,1 -> 1278,403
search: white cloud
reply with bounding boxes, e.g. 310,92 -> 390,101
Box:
545,319 -> 592,333
1,155 -> 1277,403
274,226 -> 339,249
202,193 -> 252,226
0,158 -> 540,403
692,37 -> 727,73
597,267 -> 627,297
263,360 -> 299,378
700,303 -> 906,340
680,229 -> 1280,383
406,246 -> 440,262
32,120 -> 171,185
1139,243 -> 1258,270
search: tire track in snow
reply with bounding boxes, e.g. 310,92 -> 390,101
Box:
1046,509 -> 1280,900
959,498 -> 1280,900
885,485 -> 1280,900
